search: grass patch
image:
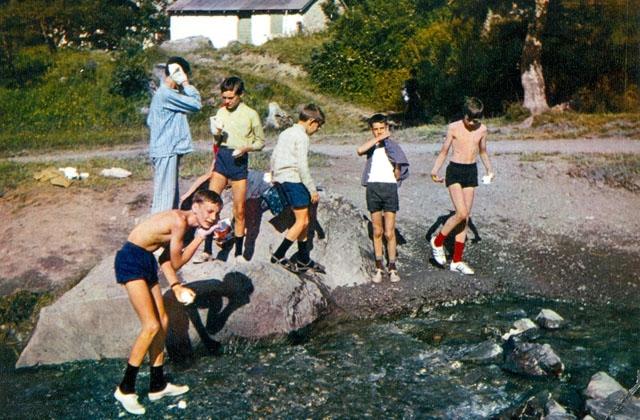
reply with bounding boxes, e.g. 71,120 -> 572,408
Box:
566,153 -> 640,192
518,152 -> 561,162
0,290 -> 54,352
0,127 -> 148,158
492,112 -> 640,140
0,150 -> 330,194
248,33 -> 329,67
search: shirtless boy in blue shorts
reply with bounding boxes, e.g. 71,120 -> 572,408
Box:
113,190 -> 222,415
429,97 -> 494,275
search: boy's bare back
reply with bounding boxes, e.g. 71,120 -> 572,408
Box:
447,120 -> 488,164
127,210 -> 189,252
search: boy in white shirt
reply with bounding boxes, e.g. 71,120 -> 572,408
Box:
357,114 -> 409,283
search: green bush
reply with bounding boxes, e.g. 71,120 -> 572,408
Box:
0,291 -> 43,325
0,49 -> 148,155
0,46 -> 53,88
503,102 -> 531,122
256,32 -> 328,67
110,62 -> 149,99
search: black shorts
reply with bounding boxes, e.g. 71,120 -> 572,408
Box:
214,147 -> 248,181
366,182 -> 399,213
114,241 -> 159,286
445,162 -> 478,188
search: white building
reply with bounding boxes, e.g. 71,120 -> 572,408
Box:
167,0 -> 328,48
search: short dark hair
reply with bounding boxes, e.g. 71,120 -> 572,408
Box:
193,190 -> 223,206
299,103 -> 325,125
220,76 -> 245,95
368,113 -> 388,127
165,56 -> 191,76
463,97 -> 484,120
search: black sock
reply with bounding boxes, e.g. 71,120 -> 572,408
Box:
388,260 -> 397,271
119,363 -> 140,394
297,240 -> 310,264
204,234 -> 213,254
273,238 -> 293,260
375,257 -> 383,270
149,365 -> 167,393
234,236 -> 244,257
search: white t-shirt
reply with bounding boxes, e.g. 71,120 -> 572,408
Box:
367,147 -> 397,183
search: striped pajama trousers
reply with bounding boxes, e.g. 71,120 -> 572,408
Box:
151,154 -> 182,214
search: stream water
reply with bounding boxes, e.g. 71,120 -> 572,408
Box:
1,296 -> 638,419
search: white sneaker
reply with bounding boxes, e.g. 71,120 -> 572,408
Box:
371,268 -> 384,284
148,382 -> 190,401
193,252 -> 211,264
389,269 -> 401,283
450,261 -> 475,275
430,237 -> 447,266
114,387 -> 145,415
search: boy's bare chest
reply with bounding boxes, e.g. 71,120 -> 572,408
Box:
452,129 -> 482,151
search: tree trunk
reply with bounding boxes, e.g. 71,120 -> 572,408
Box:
521,0 -> 550,116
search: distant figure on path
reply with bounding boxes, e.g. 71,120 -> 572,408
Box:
429,97 -> 494,275
402,69 -> 423,126
357,113 -> 410,283
269,104 -> 325,273
113,190 -> 223,415
148,57 -> 202,213
207,76 -> 265,262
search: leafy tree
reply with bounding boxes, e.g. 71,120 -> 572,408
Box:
0,0 -> 168,88
310,0 -> 428,105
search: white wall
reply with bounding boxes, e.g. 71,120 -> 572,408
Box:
283,13 -> 304,35
302,0 -> 328,32
251,14 -> 271,45
170,15 -> 238,49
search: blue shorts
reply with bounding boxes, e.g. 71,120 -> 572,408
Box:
214,147 -> 248,181
280,182 -> 310,209
114,241 -> 159,286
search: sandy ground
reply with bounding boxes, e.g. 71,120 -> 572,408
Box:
1,137 -> 639,310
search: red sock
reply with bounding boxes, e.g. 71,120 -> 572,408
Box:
453,241 -> 465,262
434,232 -> 446,247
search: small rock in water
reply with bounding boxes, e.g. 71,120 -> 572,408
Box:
545,398 -> 576,419
535,309 -> 565,329
460,340 -> 503,362
502,318 -> 538,340
178,400 -> 187,409
502,337 -> 564,377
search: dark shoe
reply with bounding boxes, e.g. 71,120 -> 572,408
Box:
270,255 -> 299,274
293,258 -> 326,274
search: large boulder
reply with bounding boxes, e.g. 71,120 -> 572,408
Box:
583,372 -> 640,420
159,36 -> 213,53
585,371 -> 626,400
17,195 -> 371,367
585,390 -> 640,420
264,102 -> 293,130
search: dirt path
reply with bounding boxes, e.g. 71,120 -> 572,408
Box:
2,137 -> 639,301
